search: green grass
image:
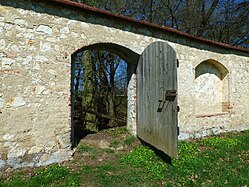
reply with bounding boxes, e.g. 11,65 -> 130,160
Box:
0,165 -> 80,187
1,130 -> 248,187
105,126 -> 127,137
123,136 -> 137,146
109,140 -> 121,148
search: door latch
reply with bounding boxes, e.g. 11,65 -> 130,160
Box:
165,90 -> 177,101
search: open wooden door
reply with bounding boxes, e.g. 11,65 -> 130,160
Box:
137,41 -> 178,158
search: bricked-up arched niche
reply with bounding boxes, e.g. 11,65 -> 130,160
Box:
194,59 -> 229,117
71,43 -> 139,147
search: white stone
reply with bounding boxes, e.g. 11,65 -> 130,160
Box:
35,55 -> 48,62
24,33 -> 35,39
0,160 -> 5,169
28,146 -> 43,154
56,150 -> 73,162
71,32 -> 79,38
7,158 -> 21,167
178,132 -> 190,140
44,141 -> 56,153
11,45 -> 20,52
16,32 -> 24,38
67,20 -> 76,25
32,74 -> 42,83
33,63 -> 40,70
40,42 -> 51,52
46,37 -> 58,42
8,97 -> 26,108
48,69 -> 57,76
127,73 -> 137,135
3,134 -> 15,140
50,82 -> 56,86
14,19 -> 27,26
0,27 -> 3,34
60,34 -> 67,39
36,86 -> 46,95
37,25 -> 53,35
17,9 -> 28,15
81,34 -> 86,39
2,58 -> 14,68
80,22 -> 89,28
4,24 -> 13,30
60,27 -> 69,34
22,55 -> 33,65
54,45 -> 60,51
57,133 -> 71,149
31,103 -> 41,108
36,152 -> 60,167
7,148 -> 27,158
0,39 -> 6,50
4,142 -> 14,147
0,98 -> 5,109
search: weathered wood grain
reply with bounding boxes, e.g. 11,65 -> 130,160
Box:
137,41 -> 178,158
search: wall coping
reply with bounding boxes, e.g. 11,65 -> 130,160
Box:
40,0 -> 249,54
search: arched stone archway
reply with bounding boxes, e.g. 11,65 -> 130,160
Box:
71,43 -> 140,147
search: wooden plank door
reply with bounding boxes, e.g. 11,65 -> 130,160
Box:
137,41 -> 178,158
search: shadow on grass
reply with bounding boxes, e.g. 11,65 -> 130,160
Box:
139,138 -> 172,165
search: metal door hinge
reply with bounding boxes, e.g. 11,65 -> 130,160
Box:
165,90 -> 177,97
165,90 -> 177,101
177,106 -> 180,112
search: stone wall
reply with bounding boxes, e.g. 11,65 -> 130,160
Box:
0,0 -> 249,169
176,46 -> 249,139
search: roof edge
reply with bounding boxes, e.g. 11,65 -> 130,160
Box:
43,0 -> 249,53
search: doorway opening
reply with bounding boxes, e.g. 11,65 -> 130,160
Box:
71,43 -> 139,147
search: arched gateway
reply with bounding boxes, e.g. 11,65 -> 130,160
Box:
0,0 -> 249,169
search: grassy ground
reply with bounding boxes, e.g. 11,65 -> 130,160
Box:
0,128 -> 248,187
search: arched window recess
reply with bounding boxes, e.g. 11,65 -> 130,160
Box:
194,59 -> 231,118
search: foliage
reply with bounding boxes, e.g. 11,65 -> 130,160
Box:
121,146 -> 168,180
123,136 -> 137,146
78,144 -> 97,153
106,126 -> 127,137
1,130 -> 249,187
0,165 -> 80,187
199,136 -> 242,149
120,131 -> 249,186
109,140 -> 121,148
71,0 -> 249,48
73,49 -> 128,134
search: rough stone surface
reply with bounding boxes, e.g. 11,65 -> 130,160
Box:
0,160 -> 5,169
36,25 -> 53,35
0,99 -> 5,108
6,97 -> 26,108
0,0 -> 249,169
7,147 -> 27,159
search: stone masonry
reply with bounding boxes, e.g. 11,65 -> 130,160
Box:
0,0 -> 249,169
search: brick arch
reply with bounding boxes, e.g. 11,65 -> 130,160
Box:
194,59 -> 230,117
